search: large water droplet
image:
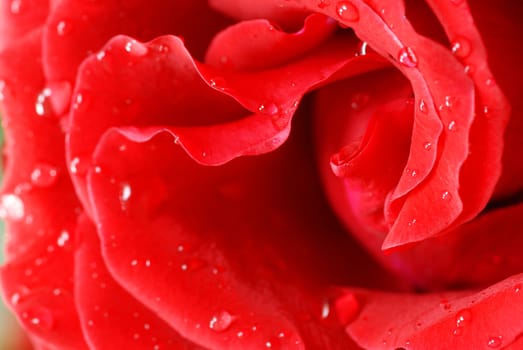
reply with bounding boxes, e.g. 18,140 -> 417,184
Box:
258,103 -> 279,115
451,37 -> 472,59
336,1 -> 359,21
398,47 -> 418,68
487,336 -> 502,348
209,311 -> 235,332
0,194 -> 25,221
30,164 -> 59,188
335,293 -> 360,325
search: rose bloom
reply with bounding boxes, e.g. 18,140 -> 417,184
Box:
0,0 -> 522,349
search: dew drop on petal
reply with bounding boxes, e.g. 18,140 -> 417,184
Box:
398,47 -> 418,68
35,88 -> 53,117
209,311 -> 234,332
56,20 -> 72,36
124,40 -> 148,56
441,190 -> 451,201
423,142 -> 432,151
447,120 -> 456,131
487,336 -> 503,348
451,37 -> 472,58
0,194 -> 25,221
455,308 -> 472,328
57,230 -> 70,247
321,299 -> 331,319
419,98 -> 428,113
334,293 -> 360,325
22,307 -> 54,331
336,1 -> 359,22
317,0 -> 330,9
31,164 -> 59,188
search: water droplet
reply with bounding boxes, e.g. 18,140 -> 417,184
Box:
441,190 -> 451,200
336,1 -> 359,21
447,120 -> 456,131
408,218 -> 417,227
398,47 -> 418,68
10,0 -> 22,14
56,20 -> 72,36
96,50 -> 106,61
57,230 -> 70,247
451,37 -> 472,58
317,0 -> 330,9
357,41 -> 368,56
120,183 -> 132,203
144,323 -> 151,330
482,105 -> 490,115
35,88 -> 52,117
410,169 -> 418,177
485,78 -> 495,87
130,259 -> 138,267
124,40 -> 148,56
487,336 -> 502,348
514,283 -> 522,293
258,103 -> 279,115
30,164 -> 59,188
350,93 -> 370,110
321,299 -> 331,319
334,293 -> 359,325
423,142 -> 432,151
22,307 -> 54,330
209,311 -> 235,332
455,309 -> 472,328
72,92 -> 86,110
69,156 -> 89,175
419,99 -> 428,113
0,194 -> 25,221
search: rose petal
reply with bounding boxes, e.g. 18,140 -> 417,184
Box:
67,33 -> 386,216
0,0 -> 48,51
205,13 -> 337,71
74,214 -> 204,350
343,273 -> 523,349
43,0 -> 232,83
85,112 -> 398,349
0,30 -> 87,349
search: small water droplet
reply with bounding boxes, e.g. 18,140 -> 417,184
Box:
317,0 -> 330,8
209,311 -> 234,332
120,183 -> 132,203
485,78 -> 495,87
398,47 -> 418,68
124,40 -> 148,56
56,20 -> 72,36
57,230 -> 70,247
482,105 -> 490,115
69,156 -> 89,175
336,1 -> 360,21
487,336 -> 502,348
144,323 -> 151,330
408,218 -> 417,227
464,65 -> 474,75
130,259 -> 138,267
321,299 -> 331,319
447,120 -> 456,131
22,307 -> 54,330
514,283 -> 522,293
0,194 -> 25,221
30,164 -> 59,188
441,190 -> 451,200
451,37 -> 472,58
455,309 -> 472,328
350,93 -> 370,110
419,99 -> 428,113
258,103 -> 279,115
96,50 -> 106,61
35,88 -> 53,117
423,142 -> 432,151
357,41 -> 368,56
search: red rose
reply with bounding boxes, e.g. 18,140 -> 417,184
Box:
0,0 -> 521,349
